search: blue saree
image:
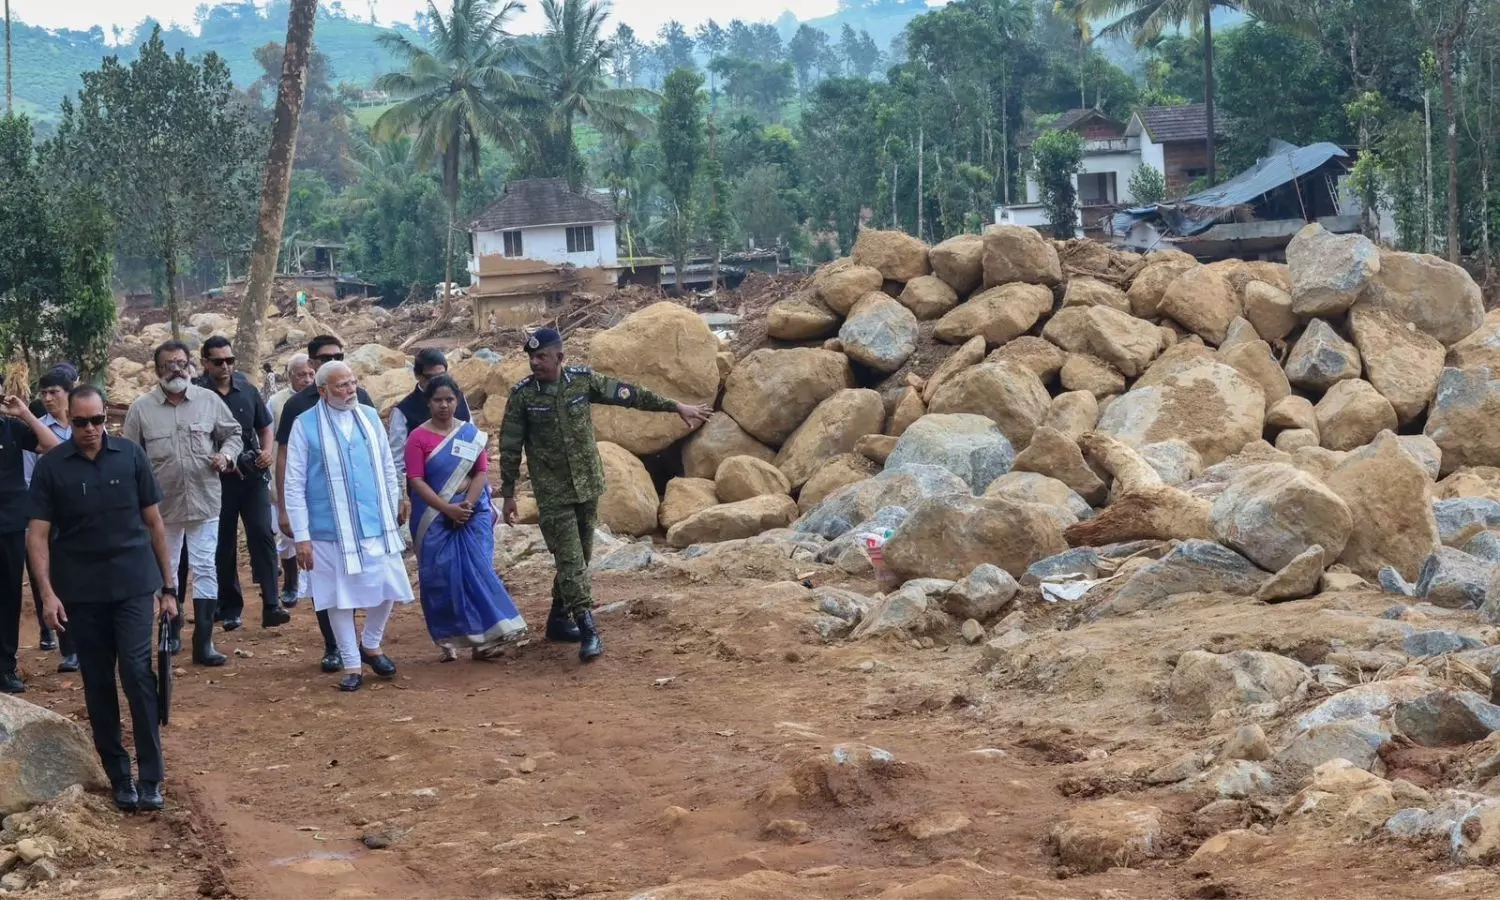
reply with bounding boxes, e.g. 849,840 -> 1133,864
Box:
409,422 -> 528,654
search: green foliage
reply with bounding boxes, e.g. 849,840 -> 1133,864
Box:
659,69 -> 705,284
1216,23 -> 1350,172
0,115 -> 116,379
1031,129 -> 1085,238
1127,163 -> 1167,205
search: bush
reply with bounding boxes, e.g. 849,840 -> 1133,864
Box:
1031,129 -> 1085,239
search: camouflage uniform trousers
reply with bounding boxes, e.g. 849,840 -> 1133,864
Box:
537,499 -> 599,615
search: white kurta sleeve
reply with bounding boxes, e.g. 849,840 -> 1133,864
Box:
285,420 -> 312,542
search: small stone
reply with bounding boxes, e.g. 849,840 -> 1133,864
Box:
1320,570 -> 1368,592
960,619 -> 985,645
27,859 -> 59,883
2,871 -> 29,892
411,788 -> 438,798
0,852 -> 16,876
1255,544 -> 1326,603
1219,723 -> 1273,763
1392,690 -> 1500,747
234,648 -> 254,659
1049,799 -> 1165,874
361,833 -> 391,850
1402,630 -> 1483,657
904,810 -> 971,840
763,819 -> 811,840
13,840 -> 47,865
518,758 -> 538,774
941,563 -> 1020,622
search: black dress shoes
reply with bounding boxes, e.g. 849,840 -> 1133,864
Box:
220,615 -> 243,632
338,673 -> 364,692
136,782 -> 164,811
112,779 -> 138,812
57,655 -> 79,673
261,604 -> 290,628
39,629 -> 58,651
0,671 -> 24,693
361,650 -> 397,678
574,611 -> 604,663
320,650 -> 342,673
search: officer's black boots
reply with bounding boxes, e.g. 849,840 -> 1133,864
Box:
192,597 -> 228,667
574,610 -> 603,662
545,597 -> 581,642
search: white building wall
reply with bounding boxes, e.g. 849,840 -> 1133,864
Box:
473,221 -> 618,268
1079,151 -> 1145,204
1139,136 -> 1166,182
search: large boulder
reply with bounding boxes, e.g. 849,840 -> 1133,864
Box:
1062,276 -> 1131,314
589,303 -> 721,455
766,294 -> 841,341
681,412 -> 776,480
928,233 -> 985,295
666,495 -> 800,548
1325,432 -> 1441,580
921,335 -> 986,403
886,386 -> 926,437
1012,426 -> 1107,505
1425,367 -> 1500,475
1059,354 -> 1125,399
883,493 -> 1068,581
839,294 -> 919,373
1314,380 -> 1398,451
1243,280 -> 1298,342
797,453 -> 878,514
990,335 -> 1066,382
659,478 -> 719,531
1357,249 -> 1484,346
0,694 -> 109,815
1103,540 -> 1267,615
1448,309 -> 1500,371
346,343 -> 408,377
1170,650 -> 1311,718
1160,265 -> 1239,345
812,260 -> 885,315
981,224 -> 1062,287
1097,360 -> 1265,466
722,348 -> 853,446
596,442 -> 660,537
885,414 -> 1015,493
1286,223 -> 1380,317
1209,463 -> 1353,572
1285,319 -> 1362,394
773,389 -> 886,489
933,283 -> 1053,347
1050,800 -> 1166,874
852,228 -> 931,283
1128,258 -> 1198,319
795,464 -> 968,540
1267,395 -> 1318,435
1043,391 -> 1101,441
1349,306 -> 1445,424
897,276 -> 959,321
716,455 -> 792,504
1218,340 -> 1290,412
1043,305 -> 1163,378
984,471 -> 1094,521
927,361 -> 1051,451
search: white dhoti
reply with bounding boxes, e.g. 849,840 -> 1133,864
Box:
307,538 -> 413,611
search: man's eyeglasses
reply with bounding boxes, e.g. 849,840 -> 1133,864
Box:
206,356 -> 235,366
314,352 -> 345,363
161,360 -> 191,372
71,415 -> 107,429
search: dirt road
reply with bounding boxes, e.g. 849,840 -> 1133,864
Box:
14,556 -> 1500,900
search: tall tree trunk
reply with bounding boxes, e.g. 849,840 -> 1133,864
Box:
234,0 -> 317,376
1440,35 -> 1461,263
4,0 -> 11,115
916,124 -> 925,241
1425,88 -> 1436,254
1001,64 -> 1010,206
1203,8 -> 1216,186
164,230 -> 182,341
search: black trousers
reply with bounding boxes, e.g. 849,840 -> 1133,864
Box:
66,592 -> 162,785
214,474 -> 278,620
28,556 -> 74,656
0,531 -> 23,675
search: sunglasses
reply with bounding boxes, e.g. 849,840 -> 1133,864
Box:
314,352 -> 345,362
206,356 -> 236,366
71,415 -> 107,428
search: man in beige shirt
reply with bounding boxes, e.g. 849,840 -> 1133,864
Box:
123,340 -> 242,668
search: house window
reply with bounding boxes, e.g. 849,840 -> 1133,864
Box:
502,230 -> 523,258
1077,172 -> 1118,207
566,225 -> 595,254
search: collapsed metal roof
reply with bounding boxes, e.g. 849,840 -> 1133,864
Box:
1112,142 -> 1350,238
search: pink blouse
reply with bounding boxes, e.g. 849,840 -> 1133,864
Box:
404,426 -> 488,481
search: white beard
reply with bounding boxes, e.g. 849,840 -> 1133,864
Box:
160,376 -> 190,393
326,395 -> 356,411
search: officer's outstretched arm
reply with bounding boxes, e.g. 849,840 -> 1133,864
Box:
587,371 -> 679,412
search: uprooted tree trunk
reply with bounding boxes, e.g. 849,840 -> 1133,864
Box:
235,0 -> 317,375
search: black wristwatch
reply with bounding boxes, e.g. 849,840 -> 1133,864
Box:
161,586 -> 178,597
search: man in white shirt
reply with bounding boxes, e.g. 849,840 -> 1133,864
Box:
282,362 -> 412,692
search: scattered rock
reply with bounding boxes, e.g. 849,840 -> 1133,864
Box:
960,619 -> 985,645
1062,276 -> 1131,313
1393,691 -> 1500,747
1415,547 -> 1497,609
722,349 -> 853,446
1103,540 -> 1267,616
1402,629 -> 1484,657
1194,760 -> 1275,800
854,433 -> 896,465
897,276 -> 959,321
1358,248 -> 1485,346
595,442 -> 659,537
919,335 -> 985,404
1049,799 -> 1165,874
1398,434 -> 1443,480
1274,723 -> 1391,781
1276,428 -> 1320,453
1326,432 -> 1441,580
795,465 -> 966,540
883,493 -> 1068,581
1448,309 -> 1500,370
1219,723 -> 1273,762
1059,353 -> 1126,399
1127,256 -> 1198,319
1220,316 -> 1260,350
989,335 -> 1066,382
1011,426 -> 1107,505
1254,544 -> 1327,603
1349,306 -> 1446,424
1452,798 -> 1500,863
928,361 -> 1051,450
813,261 -> 885,315
0,694 -> 109,814
774,389 -> 886,489
928,233 -> 985,295
853,228 -> 931,283
1285,319 -> 1362,394
984,471 -> 1094,521
1138,440 -> 1202,487
848,580 -> 953,641
884,414 -> 1015,493
660,478 -> 719,531
1243,280 -> 1298,342
934,283 -> 1053,348
1314,380 -> 1399,451
1209,464 -> 1351,572
798,454 -> 879,515
941,563 -> 1020,621
1042,305 -> 1164,378
1160,264 -> 1239,345
1042,391 -> 1100,441
840,294 -> 919,373
666,495 -> 800,548
766,294 -> 841,341
1266,395 -> 1318,434
1427,366 -> 1500,475
1219,340 -> 1291,411
681,412 -> 777,480
1436,498 -> 1500,547
1287,223 -> 1380,317
982,224 -> 1062,287
790,743 -> 911,806
1385,799 -> 1475,841
1168,649 -> 1310,718
716,456 -> 792,505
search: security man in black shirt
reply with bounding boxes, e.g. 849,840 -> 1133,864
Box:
194,336 -> 289,631
27,385 -> 178,812
1,391 -> 62,693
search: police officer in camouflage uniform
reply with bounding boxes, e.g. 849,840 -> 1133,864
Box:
499,328 -> 711,662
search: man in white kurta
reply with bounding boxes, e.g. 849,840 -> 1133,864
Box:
283,362 -> 413,692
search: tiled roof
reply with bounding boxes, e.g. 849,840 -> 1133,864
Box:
470,178 -> 617,231
1135,103 -> 1229,143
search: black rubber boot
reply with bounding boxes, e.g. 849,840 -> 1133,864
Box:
192,597 -> 228,667
545,596 -> 581,643
574,610 -> 603,663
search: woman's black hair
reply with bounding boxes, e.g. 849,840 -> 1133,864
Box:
423,374 -> 460,402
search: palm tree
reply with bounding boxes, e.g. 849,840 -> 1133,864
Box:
373,0 -> 527,310
1084,0 -> 1304,185
517,0 -> 656,184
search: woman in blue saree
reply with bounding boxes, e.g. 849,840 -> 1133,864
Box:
403,376 -> 528,660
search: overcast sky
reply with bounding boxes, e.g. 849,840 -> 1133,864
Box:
12,0 -> 836,42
